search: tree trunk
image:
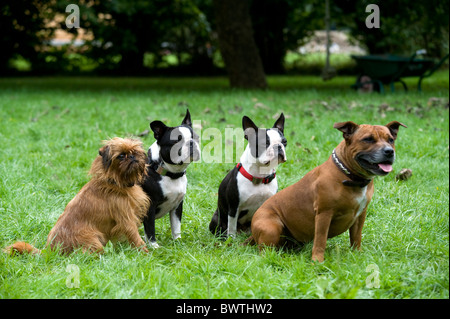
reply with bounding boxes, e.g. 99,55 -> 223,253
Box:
213,0 -> 267,89
250,0 -> 288,74
119,50 -> 144,75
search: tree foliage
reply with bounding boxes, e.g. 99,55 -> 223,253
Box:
0,0 -> 54,74
334,0 -> 449,58
1,0 -> 448,76
73,0 -> 215,74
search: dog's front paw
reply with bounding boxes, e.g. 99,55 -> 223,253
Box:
149,241 -> 160,249
311,253 -> 325,263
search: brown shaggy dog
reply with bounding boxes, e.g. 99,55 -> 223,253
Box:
4,137 -> 150,255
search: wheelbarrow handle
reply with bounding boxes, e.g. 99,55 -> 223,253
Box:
388,51 -> 420,88
415,49 -> 427,56
418,53 -> 449,91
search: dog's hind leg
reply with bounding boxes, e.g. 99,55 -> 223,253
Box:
83,242 -> 104,254
251,209 -> 284,249
209,210 -> 219,235
243,235 -> 256,246
209,209 -> 228,238
77,229 -> 106,254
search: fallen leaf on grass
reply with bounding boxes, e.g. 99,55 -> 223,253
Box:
254,102 -> 269,110
378,102 -> 395,112
396,168 -> 412,181
178,101 -> 189,107
137,129 -> 150,137
427,97 -> 449,108
228,105 -> 243,114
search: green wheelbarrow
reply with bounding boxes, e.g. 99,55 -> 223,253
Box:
351,50 -> 449,93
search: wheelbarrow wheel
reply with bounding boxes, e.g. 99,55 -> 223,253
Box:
354,75 -> 383,93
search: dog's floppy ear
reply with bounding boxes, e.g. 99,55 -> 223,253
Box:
99,145 -> 112,170
181,109 -> 192,127
242,116 -> 258,140
150,120 -> 168,140
272,113 -> 285,134
385,121 -> 407,140
333,121 -> 359,141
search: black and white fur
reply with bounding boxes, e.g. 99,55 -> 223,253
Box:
209,114 -> 287,238
141,109 -> 200,248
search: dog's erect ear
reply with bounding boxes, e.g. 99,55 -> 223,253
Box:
333,121 -> 359,141
385,121 -> 407,140
99,145 -> 112,170
242,116 -> 258,140
272,113 -> 285,134
150,121 -> 168,140
181,109 -> 192,127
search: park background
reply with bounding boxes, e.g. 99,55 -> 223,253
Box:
2,0 -> 449,82
0,0 -> 448,299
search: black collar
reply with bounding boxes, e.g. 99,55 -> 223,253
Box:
331,149 -> 371,188
149,161 -> 186,179
148,148 -> 186,179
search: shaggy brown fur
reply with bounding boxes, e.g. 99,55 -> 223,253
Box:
4,137 -> 150,255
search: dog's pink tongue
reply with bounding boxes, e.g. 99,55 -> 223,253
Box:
378,163 -> 393,172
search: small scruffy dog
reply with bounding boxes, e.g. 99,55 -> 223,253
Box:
4,137 -> 150,255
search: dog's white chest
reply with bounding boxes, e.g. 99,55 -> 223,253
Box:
352,186 -> 368,224
236,174 -> 277,223
156,176 -> 187,218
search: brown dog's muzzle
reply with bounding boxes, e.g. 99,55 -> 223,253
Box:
356,146 -> 395,176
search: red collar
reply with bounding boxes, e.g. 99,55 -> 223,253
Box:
236,163 -> 276,185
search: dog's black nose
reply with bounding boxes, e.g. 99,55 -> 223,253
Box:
383,147 -> 394,158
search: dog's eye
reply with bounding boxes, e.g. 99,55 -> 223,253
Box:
118,154 -> 126,160
388,137 -> 394,144
362,136 -> 375,143
281,137 -> 287,146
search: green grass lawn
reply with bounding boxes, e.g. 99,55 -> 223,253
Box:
0,71 -> 448,299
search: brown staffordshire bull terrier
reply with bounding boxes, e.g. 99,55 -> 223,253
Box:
248,121 -> 406,262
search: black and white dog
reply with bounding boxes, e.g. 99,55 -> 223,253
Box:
209,114 -> 287,238
141,109 -> 200,248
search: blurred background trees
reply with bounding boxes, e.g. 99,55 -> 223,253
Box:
1,0 -> 448,87
334,0 -> 449,59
